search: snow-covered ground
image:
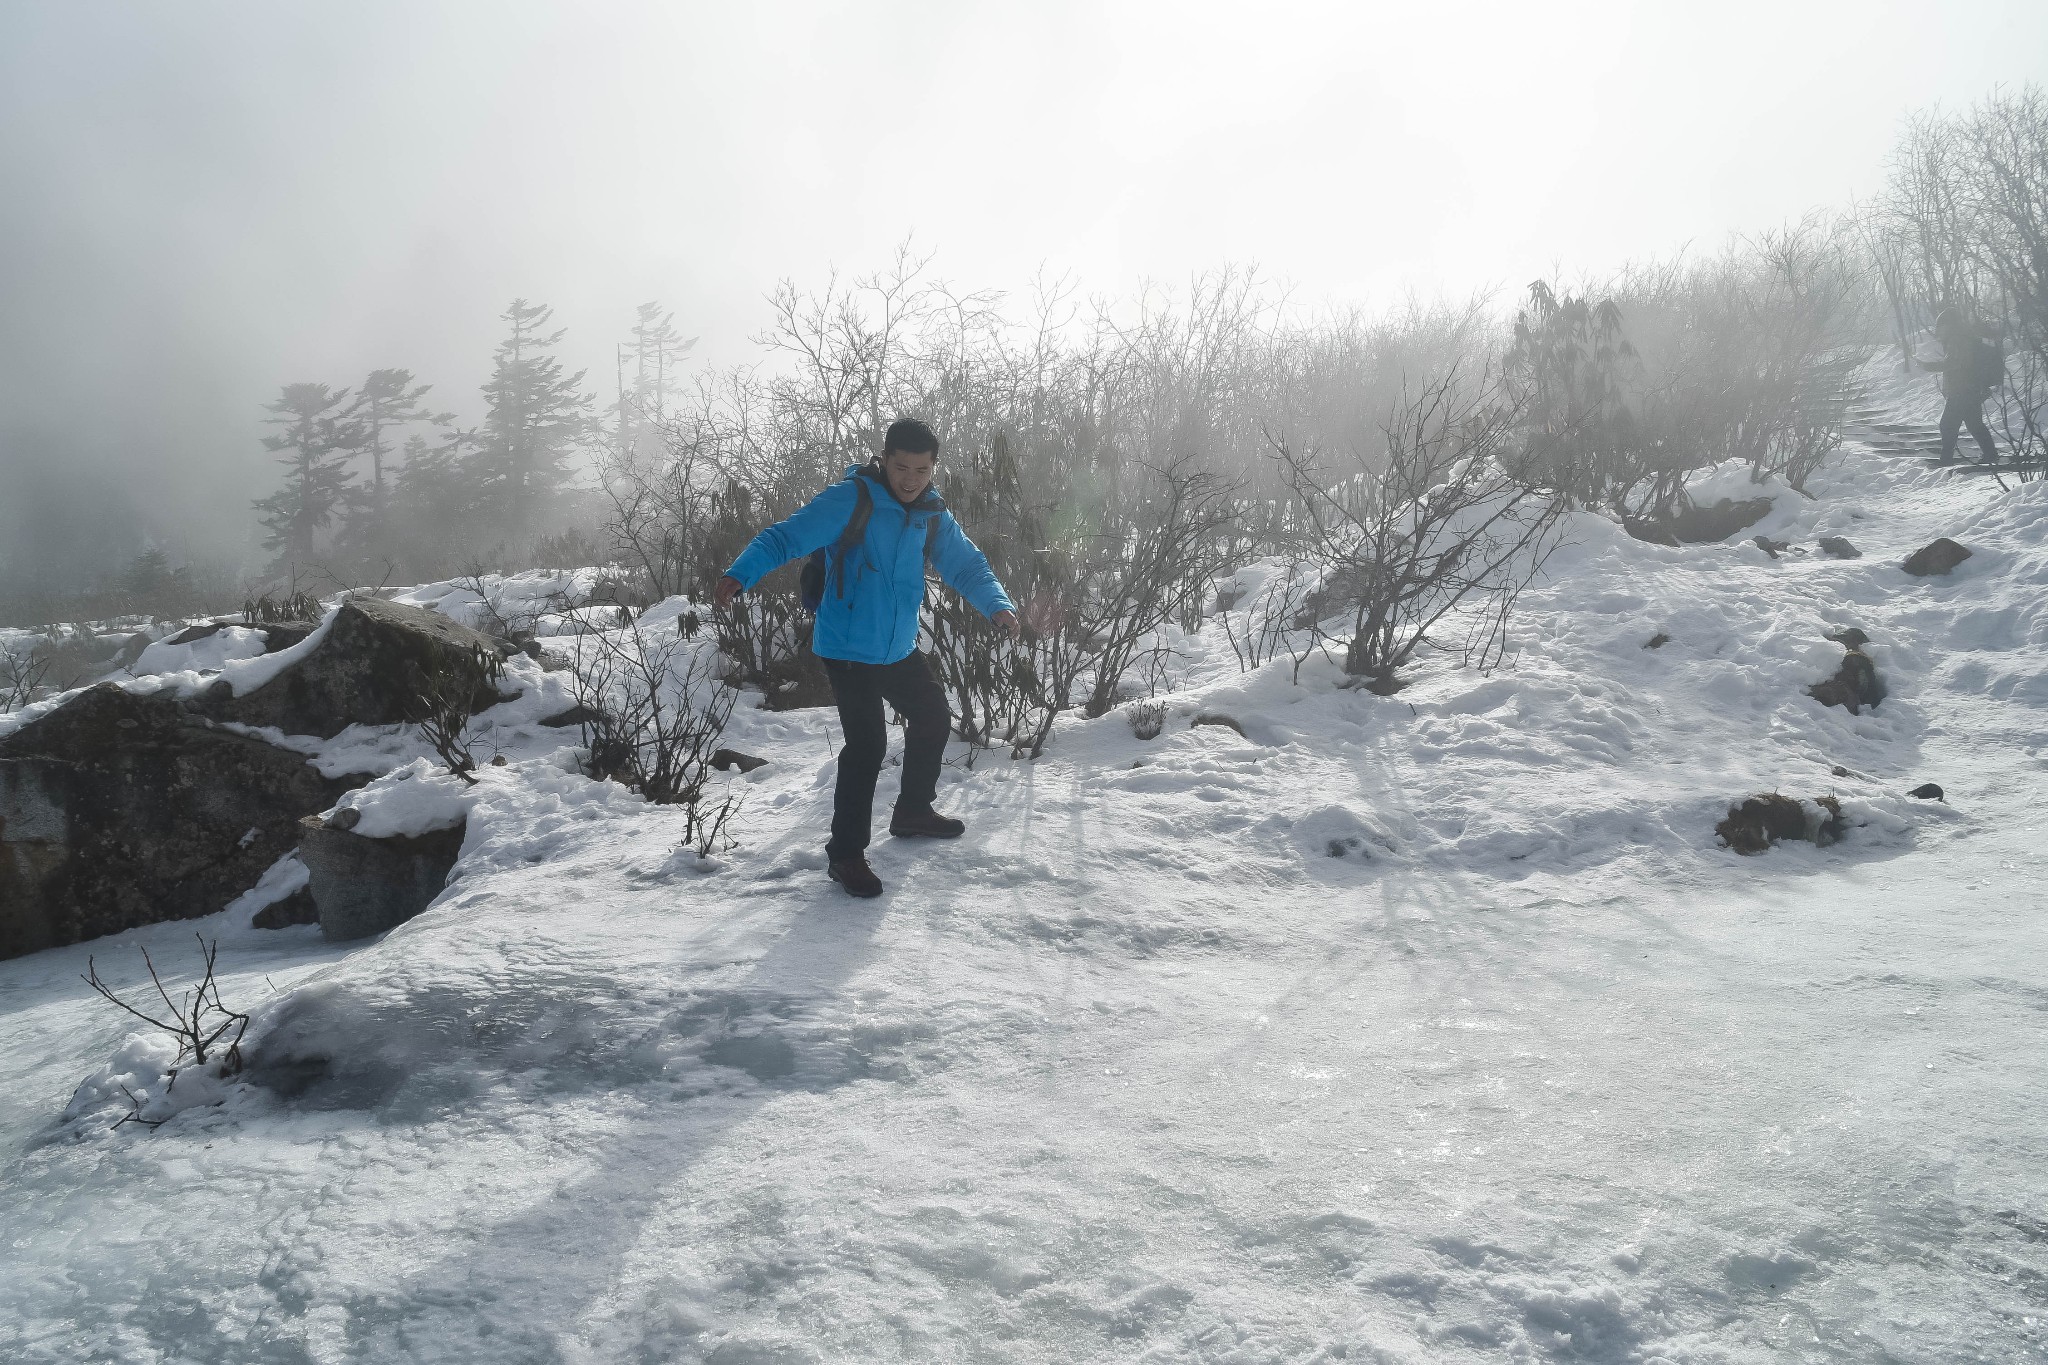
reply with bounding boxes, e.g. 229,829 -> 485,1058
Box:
3,358 -> 2046,1363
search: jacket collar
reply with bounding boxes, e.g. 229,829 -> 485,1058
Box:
851,461 -> 945,513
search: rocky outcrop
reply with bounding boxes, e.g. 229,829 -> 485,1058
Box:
1902,538 -> 1972,576
299,813 -> 466,942
1818,536 -> 1861,559
0,685 -> 358,960
1716,793 -> 1846,855
1624,497 -> 1774,546
204,596 -> 511,738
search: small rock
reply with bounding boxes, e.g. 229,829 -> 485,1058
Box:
325,807 -> 362,831
1809,647 -> 1885,715
490,754 -> 508,767
1644,632 -> 1672,650
539,704 -> 600,729
1903,538 -> 1972,576
1818,536 -> 1861,559
1753,535 -> 1795,559
1908,782 -> 1945,801
1191,713 -> 1247,737
710,748 -> 769,774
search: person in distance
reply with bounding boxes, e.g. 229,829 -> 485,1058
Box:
1918,307 -> 2006,466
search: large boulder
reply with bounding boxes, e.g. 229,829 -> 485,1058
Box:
299,813 -> 466,941
206,596 -> 510,739
1902,538 -> 1972,577
0,685 -> 358,960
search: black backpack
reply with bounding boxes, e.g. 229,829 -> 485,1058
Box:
798,475 -> 943,612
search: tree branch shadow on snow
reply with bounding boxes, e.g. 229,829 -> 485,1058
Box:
251,866 -> 893,1360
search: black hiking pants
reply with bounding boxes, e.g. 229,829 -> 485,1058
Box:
821,651 -> 951,862
1939,396 -> 1997,464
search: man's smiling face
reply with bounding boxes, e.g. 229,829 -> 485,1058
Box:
881,447 -> 936,504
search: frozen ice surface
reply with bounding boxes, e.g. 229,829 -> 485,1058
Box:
2,378 -> 2045,1361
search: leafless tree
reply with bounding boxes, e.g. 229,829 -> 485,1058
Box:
1273,371 -> 1564,691
1,641 -> 49,712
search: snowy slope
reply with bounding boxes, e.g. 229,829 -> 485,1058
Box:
3,359 -> 2046,1363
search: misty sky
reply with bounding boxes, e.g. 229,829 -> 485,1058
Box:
4,0 -> 2047,578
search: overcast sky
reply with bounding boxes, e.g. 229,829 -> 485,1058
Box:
4,0 -> 2046,575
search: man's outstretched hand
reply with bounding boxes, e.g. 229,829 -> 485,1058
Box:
713,575 -> 743,610
993,608 -> 1022,642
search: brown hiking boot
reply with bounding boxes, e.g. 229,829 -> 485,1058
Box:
828,856 -> 884,897
889,805 -> 965,839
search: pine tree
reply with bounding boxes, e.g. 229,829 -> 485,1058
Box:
252,383 -> 362,570
122,547 -> 172,598
609,301 -> 695,465
391,430 -> 478,575
349,369 -> 450,523
471,300 -> 593,544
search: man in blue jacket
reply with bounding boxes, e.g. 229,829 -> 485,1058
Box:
714,418 -> 1019,898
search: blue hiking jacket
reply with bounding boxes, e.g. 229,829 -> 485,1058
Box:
725,464 -> 1016,665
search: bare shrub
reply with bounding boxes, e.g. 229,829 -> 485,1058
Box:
568,606 -> 742,847
1,641 -> 50,712
1215,560 -> 1320,676
1274,371 -> 1564,690
82,936 -> 248,1130
959,453 -> 1237,758
1125,700 -> 1166,740
1650,222 -> 1864,493
401,643 -> 504,785
243,589 -> 321,624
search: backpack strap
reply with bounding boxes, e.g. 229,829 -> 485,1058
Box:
830,478 -> 875,601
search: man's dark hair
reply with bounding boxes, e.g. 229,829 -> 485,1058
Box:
883,417 -> 941,459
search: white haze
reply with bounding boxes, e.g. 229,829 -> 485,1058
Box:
2,0 -> 2046,578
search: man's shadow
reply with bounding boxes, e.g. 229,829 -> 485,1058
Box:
234,813 -> 893,1362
